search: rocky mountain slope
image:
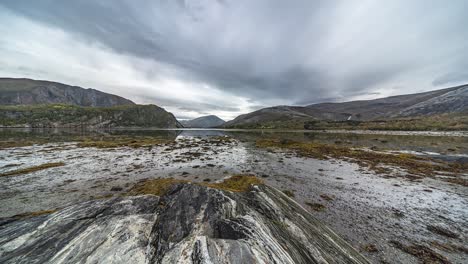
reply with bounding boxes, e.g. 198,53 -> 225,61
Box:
0,78 -> 134,107
224,84 -> 468,129
0,104 -> 182,128
0,182 -> 368,264
223,106 -> 312,128
397,85 -> 468,116
181,115 -> 225,128
0,78 -> 183,128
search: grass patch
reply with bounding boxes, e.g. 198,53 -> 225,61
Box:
202,175 -> 263,192
128,175 -> 263,196
0,162 -> 65,177
128,178 -> 189,196
0,140 -> 40,149
256,139 -> 468,185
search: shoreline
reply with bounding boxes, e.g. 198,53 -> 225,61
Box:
2,126 -> 467,137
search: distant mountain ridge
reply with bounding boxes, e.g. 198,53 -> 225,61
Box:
181,115 -> 225,128
224,84 -> 468,129
0,78 -> 134,107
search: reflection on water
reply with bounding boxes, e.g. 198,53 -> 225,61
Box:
1,128 -> 466,156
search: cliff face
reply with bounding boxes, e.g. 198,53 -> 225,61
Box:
0,78 -> 135,107
0,104 -> 182,128
0,183 -> 368,264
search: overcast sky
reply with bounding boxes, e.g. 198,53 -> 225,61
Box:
1,1 -> 467,120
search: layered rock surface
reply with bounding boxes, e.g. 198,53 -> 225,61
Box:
0,183 -> 368,264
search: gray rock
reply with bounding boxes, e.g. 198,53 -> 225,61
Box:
0,195 -> 159,264
0,184 -> 369,264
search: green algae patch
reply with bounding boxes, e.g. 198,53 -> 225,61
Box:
0,162 -> 65,177
76,136 -> 168,149
202,175 -> 263,192
129,175 -> 263,196
256,139 -> 468,185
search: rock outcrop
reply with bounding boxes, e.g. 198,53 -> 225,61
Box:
0,183 -> 368,264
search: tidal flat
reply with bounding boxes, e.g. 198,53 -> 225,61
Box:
0,128 -> 467,263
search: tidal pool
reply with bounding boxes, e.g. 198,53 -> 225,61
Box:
0,128 -> 467,263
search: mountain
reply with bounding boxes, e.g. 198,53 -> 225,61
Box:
224,84 -> 468,130
304,85 -> 466,120
181,115 -> 225,128
0,104 -> 182,128
0,78 -> 182,128
397,86 -> 468,117
0,181 -> 368,263
0,78 -> 134,107
223,106 -> 312,128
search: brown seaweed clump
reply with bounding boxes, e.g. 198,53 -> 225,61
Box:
0,162 -> 65,177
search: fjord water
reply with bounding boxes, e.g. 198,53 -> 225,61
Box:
0,128 -> 467,263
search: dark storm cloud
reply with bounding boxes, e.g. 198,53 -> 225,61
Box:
1,0 -> 468,119
0,0 -> 334,101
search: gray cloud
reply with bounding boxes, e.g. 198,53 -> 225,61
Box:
432,60 -> 468,86
1,0 -> 468,120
